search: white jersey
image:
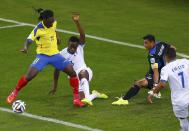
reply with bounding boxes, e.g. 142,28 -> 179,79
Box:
160,59 -> 189,106
60,45 -> 87,71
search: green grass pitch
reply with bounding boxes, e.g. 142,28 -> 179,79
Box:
0,0 -> 189,130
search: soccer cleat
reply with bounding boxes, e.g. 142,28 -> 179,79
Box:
73,99 -> 85,107
7,90 -> 18,104
112,97 -> 129,105
81,98 -> 93,106
92,90 -> 108,99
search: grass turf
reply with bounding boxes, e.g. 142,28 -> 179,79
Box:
0,0 -> 189,130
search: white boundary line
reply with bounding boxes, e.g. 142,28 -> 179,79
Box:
0,107 -> 103,131
0,17 -> 188,58
0,24 -> 26,29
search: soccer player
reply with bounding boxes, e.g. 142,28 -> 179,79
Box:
147,48 -> 189,131
49,14 -> 108,106
112,34 -> 173,105
6,9 -> 84,107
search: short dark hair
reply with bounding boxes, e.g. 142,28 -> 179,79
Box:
69,36 -> 80,43
165,47 -> 176,59
143,34 -> 155,42
33,8 -> 54,20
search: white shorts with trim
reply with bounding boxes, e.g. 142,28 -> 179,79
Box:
76,67 -> 93,82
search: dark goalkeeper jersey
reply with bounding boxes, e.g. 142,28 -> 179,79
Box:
148,41 -> 171,75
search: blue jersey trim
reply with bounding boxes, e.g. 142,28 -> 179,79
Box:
34,22 -> 44,36
160,79 -> 167,83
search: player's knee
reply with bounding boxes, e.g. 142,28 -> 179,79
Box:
78,70 -> 89,81
134,81 -> 142,87
64,65 -> 77,77
26,67 -> 39,81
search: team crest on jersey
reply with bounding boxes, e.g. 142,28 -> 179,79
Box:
150,58 -> 155,63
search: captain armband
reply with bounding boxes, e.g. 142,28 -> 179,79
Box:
151,63 -> 158,69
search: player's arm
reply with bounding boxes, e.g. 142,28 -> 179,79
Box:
49,69 -> 60,95
147,81 -> 166,103
72,14 -> 86,44
150,57 -> 159,85
20,39 -> 33,53
147,67 -> 168,103
56,31 -> 61,45
153,68 -> 159,85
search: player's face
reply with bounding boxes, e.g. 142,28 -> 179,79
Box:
144,39 -> 154,50
43,17 -> 55,28
68,42 -> 79,54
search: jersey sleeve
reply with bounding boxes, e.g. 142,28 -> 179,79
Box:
160,67 -> 168,83
27,27 -> 38,41
149,55 -> 159,69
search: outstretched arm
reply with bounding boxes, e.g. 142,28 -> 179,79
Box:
72,14 -> 86,44
20,39 -> 33,53
49,69 -> 60,95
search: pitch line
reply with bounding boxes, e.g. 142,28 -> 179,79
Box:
0,17 -> 188,58
0,24 -> 26,29
0,107 -> 103,131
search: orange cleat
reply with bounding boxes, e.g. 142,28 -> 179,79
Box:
73,99 -> 85,107
6,90 -> 18,104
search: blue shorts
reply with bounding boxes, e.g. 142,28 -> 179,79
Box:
30,54 -> 72,72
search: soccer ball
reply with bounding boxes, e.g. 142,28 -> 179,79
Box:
12,100 -> 26,113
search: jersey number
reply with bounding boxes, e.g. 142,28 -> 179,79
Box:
178,72 -> 185,88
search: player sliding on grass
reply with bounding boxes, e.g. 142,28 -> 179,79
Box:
147,48 -> 189,131
7,9 -> 84,107
112,34 -> 174,105
49,14 -> 108,106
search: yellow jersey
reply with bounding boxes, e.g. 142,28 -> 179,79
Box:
27,21 -> 59,56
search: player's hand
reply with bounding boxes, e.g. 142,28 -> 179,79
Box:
72,13 -> 80,22
20,48 -> 28,53
49,88 -> 57,95
147,95 -> 153,104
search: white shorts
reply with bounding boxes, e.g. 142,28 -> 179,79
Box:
76,67 -> 93,82
173,104 -> 189,118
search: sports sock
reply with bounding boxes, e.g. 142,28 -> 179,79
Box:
123,85 -> 140,100
179,118 -> 189,131
80,78 -> 90,99
69,76 -> 79,100
15,76 -> 28,92
88,93 -> 98,101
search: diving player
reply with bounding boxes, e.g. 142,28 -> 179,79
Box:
6,9 -> 84,107
112,34 -> 173,105
147,47 -> 189,131
49,14 -> 108,106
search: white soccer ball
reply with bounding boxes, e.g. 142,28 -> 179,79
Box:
12,100 -> 26,113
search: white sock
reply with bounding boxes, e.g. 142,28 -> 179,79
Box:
88,93 -> 98,101
179,118 -> 189,131
80,78 -> 90,99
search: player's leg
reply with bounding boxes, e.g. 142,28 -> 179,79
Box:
173,105 -> 189,131
63,65 -> 85,107
79,68 -> 108,106
50,54 -> 84,107
78,70 -> 90,99
122,78 -> 148,100
178,118 -> 189,131
78,69 -> 94,106
112,78 -> 148,105
7,55 -> 47,104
